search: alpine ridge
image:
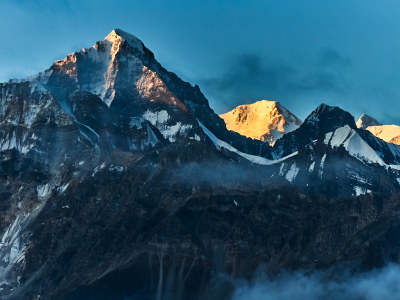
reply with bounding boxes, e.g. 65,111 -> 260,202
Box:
1,29 -> 400,300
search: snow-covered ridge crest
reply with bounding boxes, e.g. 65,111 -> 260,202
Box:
198,119 -> 298,165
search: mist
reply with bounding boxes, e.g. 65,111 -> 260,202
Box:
232,264 -> 400,300
171,161 -> 277,187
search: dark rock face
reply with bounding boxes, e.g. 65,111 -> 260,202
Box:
5,146 -> 400,300
271,104 -> 357,158
1,30 -> 400,300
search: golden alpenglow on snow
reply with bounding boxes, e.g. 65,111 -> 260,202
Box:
219,100 -> 302,145
365,125 -> 400,145
356,114 -> 400,145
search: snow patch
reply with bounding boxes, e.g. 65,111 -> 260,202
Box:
319,154 -> 326,178
189,134 -> 201,141
354,186 -> 372,196
143,110 -> 192,142
109,165 -> 126,172
92,162 -> 106,176
37,184 -> 51,199
285,163 -> 300,182
143,110 -> 169,125
329,126 -> 352,147
279,163 -> 286,176
129,117 -> 143,129
57,182 -> 70,194
309,162 -> 315,173
324,132 -> 333,145
142,124 -> 159,148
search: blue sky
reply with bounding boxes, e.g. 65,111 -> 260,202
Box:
1,0 -> 400,123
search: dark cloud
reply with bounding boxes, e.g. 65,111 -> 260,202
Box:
317,48 -> 351,68
199,49 -> 351,114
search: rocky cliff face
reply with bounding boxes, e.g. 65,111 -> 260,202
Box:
1,29 -> 400,300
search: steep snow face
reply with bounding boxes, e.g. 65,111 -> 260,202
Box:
324,125 -> 385,165
219,100 -> 302,145
365,125 -> 400,145
356,114 -> 381,129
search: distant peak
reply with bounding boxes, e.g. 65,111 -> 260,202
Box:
356,114 -> 381,129
219,99 -> 301,145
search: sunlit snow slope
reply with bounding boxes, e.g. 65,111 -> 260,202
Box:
219,100 -> 302,145
357,114 -> 400,145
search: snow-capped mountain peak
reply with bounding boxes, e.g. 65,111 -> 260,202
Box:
50,28 -> 188,111
356,114 -> 400,145
356,114 -> 381,129
219,100 -> 302,145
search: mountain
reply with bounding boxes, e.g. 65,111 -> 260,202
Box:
356,114 -> 381,129
1,29 -> 400,300
356,114 -> 400,145
219,100 -> 302,145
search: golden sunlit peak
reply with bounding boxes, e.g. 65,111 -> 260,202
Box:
219,100 -> 302,145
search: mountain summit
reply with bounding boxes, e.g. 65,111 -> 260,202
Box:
52,28 -> 181,108
219,100 -> 302,145
357,114 -> 400,145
